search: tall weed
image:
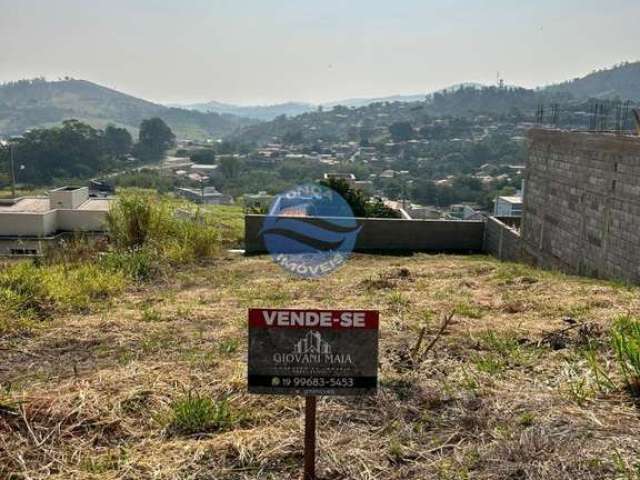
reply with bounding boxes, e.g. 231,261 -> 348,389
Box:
611,315 -> 640,394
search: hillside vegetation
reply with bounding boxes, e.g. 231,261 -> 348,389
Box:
2,62 -> 639,142
230,61 -> 640,145
0,79 -> 254,139
176,100 -> 316,121
546,61 -> 640,101
1,231 -> 640,478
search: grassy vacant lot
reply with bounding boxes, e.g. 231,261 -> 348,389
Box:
1,253 -> 640,479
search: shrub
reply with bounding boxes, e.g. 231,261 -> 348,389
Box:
100,248 -> 158,281
611,315 -> 640,395
107,194 -> 221,264
107,194 -> 167,249
162,215 -> 220,263
141,307 -> 162,322
41,263 -> 126,312
320,177 -> 401,218
0,261 -> 51,318
218,338 -> 239,354
0,260 -> 125,321
165,391 -> 239,435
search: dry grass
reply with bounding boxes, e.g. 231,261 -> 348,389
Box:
2,253 -> 640,479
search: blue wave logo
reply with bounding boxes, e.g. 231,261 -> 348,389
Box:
261,184 -> 361,277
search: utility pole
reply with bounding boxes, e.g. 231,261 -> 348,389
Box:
10,143 -> 16,199
1,140 -> 16,198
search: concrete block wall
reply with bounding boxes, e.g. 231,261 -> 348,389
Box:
483,217 -> 528,263
245,215 -> 485,254
523,129 -> 640,283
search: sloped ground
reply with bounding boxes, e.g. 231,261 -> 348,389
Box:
1,253 -> 640,479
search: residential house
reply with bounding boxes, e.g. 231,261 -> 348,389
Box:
0,186 -> 113,256
494,195 -> 523,217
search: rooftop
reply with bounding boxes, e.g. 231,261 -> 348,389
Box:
498,195 -> 523,204
190,164 -> 219,170
0,196 -> 113,213
77,198 -> 112,211
0,197 -> 50,213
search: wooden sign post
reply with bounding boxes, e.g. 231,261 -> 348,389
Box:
304,396 -> 317,480
248,308 -> 379,478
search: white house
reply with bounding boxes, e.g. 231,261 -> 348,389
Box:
494,195 -> 523,217
0,186 -> 113,255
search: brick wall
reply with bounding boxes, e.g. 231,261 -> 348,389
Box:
522,129 -> 640,283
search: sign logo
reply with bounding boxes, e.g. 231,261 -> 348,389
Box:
273,331 -> 353,366
294,331 -> 331,355
260,183 -> 361,278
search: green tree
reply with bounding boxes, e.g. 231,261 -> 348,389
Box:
12,119 -> 106,185
382,179 -> 403,200
103,125 -> 132,158
0,148 -> 10,188
218,156 -> 241,179
282,130 -> 305,145
190,149 -> 216,164
320,178 -> 400,219
388,121 -> 414,142
412,178 -> 438,205
366,198 -> 402,218
135,118 -> 175,162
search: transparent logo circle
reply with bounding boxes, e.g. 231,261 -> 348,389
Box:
260,183 -> 361,278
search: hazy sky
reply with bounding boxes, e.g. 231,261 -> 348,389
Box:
1,0 -> 638,105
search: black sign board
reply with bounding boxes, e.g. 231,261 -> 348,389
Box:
248,308 -> 379,396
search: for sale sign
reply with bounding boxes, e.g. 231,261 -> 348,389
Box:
248,308 -> 379,396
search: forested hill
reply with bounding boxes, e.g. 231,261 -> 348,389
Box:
230,86 -> 562,145
545,61 -> 640,101
0,78 -> 254,139
230,61 -> 640,145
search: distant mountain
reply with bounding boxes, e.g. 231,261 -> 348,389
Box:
172,100 -> 316,121
323,93 -> 427,109
175,87 -> 486,120
185,60 -> 640,123
3,61 -> 638,141
174,93 -> 440,121
0,78 -> 254,139
325,84 -> 488,108
544,61 -> 640,101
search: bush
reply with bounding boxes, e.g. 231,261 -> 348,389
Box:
100,248 -> 158,281
320,178 -> 401,218
611,315 -> 640,395
107,193 -> 222,264
0,262 -> 51,318
165,391 -> 239,435
0,260 -> 125,323
163,216 -> 220,263
41,263 -> 126,312
107,194 -> 166,249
